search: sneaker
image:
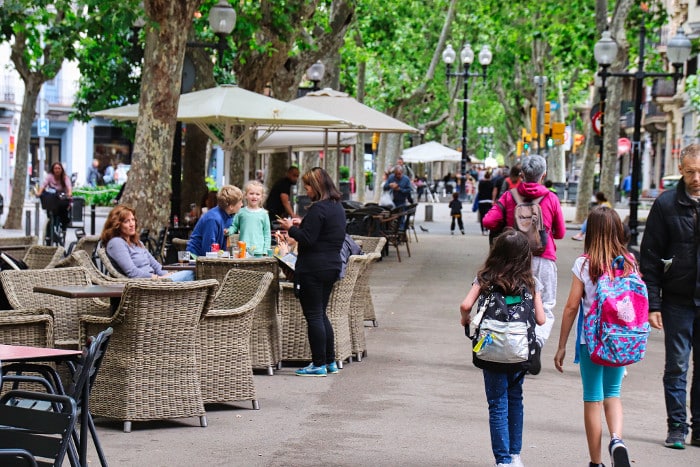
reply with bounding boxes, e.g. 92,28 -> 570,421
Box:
665,424 -> 686,449
295,363 -> 327,377
691,431 -> 700,447
326,362 -> 339,374
608,437 -> 630,467
510,453 -> 524,467
528,342 -> 542,375
572,233 -> 584,241
461,230 -> 465,235
451,231 -> 454,235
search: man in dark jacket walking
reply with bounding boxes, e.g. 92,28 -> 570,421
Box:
640,143 -> 700,449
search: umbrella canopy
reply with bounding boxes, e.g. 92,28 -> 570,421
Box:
289,88 -> 419,134
401,141 -> 463,163
256,130 -> 357,153
92,84 -> 352,150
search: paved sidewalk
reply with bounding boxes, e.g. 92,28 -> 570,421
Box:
69,200 -> 689,467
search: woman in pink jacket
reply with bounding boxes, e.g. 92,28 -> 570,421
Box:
483,155 -> 566,375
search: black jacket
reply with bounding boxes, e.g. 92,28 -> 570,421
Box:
288,199 -> 346,274
640,178 -> 700,310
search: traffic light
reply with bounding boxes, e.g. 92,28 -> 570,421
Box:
541,102 -> 551,148
517,140 -> 524,157
573,133 -> 584,152
551,122 -> 566,145
530,107 -> 537,140
371,132 -> 379,151
521,127 -> 530,154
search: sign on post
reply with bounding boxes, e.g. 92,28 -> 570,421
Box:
38,118 -> 49,137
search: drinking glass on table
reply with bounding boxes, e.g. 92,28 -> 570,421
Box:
177,251 -> 190,264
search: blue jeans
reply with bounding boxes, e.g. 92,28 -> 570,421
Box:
483,370 -> 524,464
297,269 -> 338,367
662,302 -> 700,432
168,270 -> 194,282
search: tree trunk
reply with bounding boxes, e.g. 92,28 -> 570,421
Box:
121,0 -> 202,232
5,79 -> 41,229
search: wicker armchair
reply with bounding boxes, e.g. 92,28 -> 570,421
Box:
0,267 -> 111,348
95,247 -> 128,279
73,235 -> 100,256
348,252 -> 381,359
196,257 -> 281,375
79,279 -> 219,433
0,236 -> 38,258
350,236 -> 386,327
200,269 -> 274,408
279,255 -> 364,367
23,245 -> 65,269
56,250 -> 140,286
0,308 -> 54,347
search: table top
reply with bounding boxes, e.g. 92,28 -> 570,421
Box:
162,262 -> 197,271
0,344 -> 82,362
33,284 -> 125,299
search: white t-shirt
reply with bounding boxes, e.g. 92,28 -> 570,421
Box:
572,255 -> 597,344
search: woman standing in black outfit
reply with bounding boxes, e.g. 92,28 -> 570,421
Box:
278,167 -> 346,377
477,170 -> 494,235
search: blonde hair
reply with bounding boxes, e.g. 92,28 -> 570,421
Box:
244,180 -> 267,203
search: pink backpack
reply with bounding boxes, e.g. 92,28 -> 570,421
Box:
584,255 -> 650,367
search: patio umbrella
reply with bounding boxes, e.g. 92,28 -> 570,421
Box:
290,88 -> 419,134
92,85 -> 353,182
401,141 -> 462,163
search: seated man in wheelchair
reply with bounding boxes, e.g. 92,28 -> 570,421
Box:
38,161 -> 72,230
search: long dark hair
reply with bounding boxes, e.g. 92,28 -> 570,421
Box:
51,162 -> 68,189
477,228 -> 535,295
301,167 -> 342,203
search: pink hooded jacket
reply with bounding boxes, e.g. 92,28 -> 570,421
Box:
482,182 -> 566,261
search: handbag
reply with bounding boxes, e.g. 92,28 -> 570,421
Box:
380,191 -> 395,208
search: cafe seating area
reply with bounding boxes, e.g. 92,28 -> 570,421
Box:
0,204 -> 418,465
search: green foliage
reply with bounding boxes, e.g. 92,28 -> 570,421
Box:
73,185 -> 121,206
365,170 -> 373,186
339,165 -> 350,181
205,176 -> 218,191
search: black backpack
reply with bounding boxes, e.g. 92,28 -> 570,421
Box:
468,286 -> 537,373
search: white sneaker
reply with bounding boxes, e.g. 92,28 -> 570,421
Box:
511,454 -> 525,467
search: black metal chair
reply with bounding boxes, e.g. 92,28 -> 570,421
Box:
2,328 -> 114,467
0,390 -> 77,467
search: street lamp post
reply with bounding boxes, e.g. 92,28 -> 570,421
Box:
442,43 -> 493,200
594,23 -> 690,245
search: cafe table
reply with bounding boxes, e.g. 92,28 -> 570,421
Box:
0,344 -> 89,465
34,284 -> 125,312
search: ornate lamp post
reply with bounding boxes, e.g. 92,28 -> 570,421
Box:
594,24 -> 690,245
442,43 -> 493,200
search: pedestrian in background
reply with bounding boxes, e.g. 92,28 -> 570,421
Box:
265,166 -> 300,224
278,167 -> 346,377
460,229 -> 545,467
448,192 -> 464,235
640,143 -> 700,449
555,207 -> 635,467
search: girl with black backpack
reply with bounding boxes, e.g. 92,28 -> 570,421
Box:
460,229 -> 545,466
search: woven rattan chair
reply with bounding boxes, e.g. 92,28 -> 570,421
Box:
79,279 -> 218,432
0,236 -> 38,258
196,257 -> 281,375
0,308 -> 54,347
73,235 -> 100,256
279,255 -> 364,368
23,245 -> 65,269
200,269 -> 274,408
350,236 -> 386,327
0,267 -> 111,348
95,247 -> 128,278
348,252 -> 381,359
55,250 -> 144,286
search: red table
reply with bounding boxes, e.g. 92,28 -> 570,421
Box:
1,344 -> 89,466
0,344 -> 81,362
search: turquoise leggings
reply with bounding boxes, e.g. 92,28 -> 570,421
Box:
578,344 -> 625,402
